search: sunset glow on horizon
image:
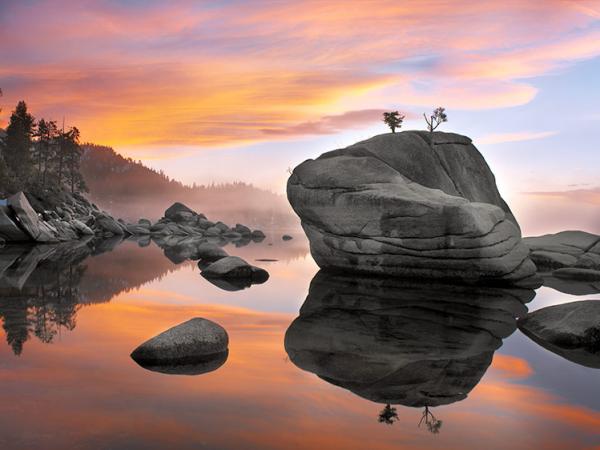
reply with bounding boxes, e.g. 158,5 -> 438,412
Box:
1,0 -> 599,233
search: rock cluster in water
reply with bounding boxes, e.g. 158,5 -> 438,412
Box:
287,131 -> 539,287
0,193 -> 267,250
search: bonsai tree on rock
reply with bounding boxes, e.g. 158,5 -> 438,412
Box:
423,107 -> 448,143
383,111 -> 405,133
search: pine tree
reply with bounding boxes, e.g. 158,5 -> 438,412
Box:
4,101 -> 35,180
383,111 -> 405,133
63,127 -> 87,194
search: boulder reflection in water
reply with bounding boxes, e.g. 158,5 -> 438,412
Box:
285,271 -> 535,426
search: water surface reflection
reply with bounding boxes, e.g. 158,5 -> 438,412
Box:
285,272 -> 535,429
0,236 -> 599,449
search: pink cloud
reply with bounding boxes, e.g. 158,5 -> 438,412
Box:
1,0 -> 599,146
261,109 -> 417,137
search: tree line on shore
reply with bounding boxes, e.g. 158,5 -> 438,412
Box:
0,96 -> 87,197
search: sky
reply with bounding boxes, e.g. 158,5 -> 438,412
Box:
0,0 -> 599,234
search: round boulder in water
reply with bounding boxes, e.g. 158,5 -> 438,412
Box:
130,318 -> 229,371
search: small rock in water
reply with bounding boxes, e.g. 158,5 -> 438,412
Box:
518,300 -> 600,368
201,256 -> 269,283
138,218 -> 152,227
130,317 -> 229,368
282,234 -> 293,241
251,230 -> 266,241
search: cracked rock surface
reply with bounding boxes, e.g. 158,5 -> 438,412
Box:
287,131 -> 539,286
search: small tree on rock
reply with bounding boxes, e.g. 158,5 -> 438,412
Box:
383,111 -> 405,133
423,107 -> 448,143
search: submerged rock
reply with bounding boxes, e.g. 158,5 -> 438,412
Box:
285,271 -> 533,408
518,300 -> 600,368
130,317 -> 229,367
201,256 -> 269,283
287,131 -> 538,287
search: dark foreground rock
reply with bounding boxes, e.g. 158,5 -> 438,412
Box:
130,318 -> 229,371
287,131 -> 539,287
518,300 -> 600,368
285,271 -> 533,408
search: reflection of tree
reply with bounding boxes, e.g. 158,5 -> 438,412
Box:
378,404 -> 399,425
419,406 -> 442,434
0,263 -> 85,355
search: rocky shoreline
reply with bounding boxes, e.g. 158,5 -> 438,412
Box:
0,192 -> 266,246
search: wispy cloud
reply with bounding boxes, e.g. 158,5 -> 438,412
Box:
0,0 -> 599,146
521,186 -> 600,206
260,109 -> 418,137
477,131 -> 558,145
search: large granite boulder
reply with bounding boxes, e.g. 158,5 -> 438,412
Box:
518,300 -> 600,368
287,131 -> 538,287
285,271 -> 533,407
130,318 -> 229,369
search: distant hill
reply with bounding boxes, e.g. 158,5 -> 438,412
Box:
80,144 -> 296,227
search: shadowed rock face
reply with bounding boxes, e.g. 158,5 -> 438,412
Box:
518,300 -> 600,369
285,271 -> 533,407
287,131 -> 539,287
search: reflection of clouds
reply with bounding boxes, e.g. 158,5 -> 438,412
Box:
2,285 -> 600,449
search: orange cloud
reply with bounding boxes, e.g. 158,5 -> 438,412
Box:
522,186 -> 600,206
1,0 -> 599,147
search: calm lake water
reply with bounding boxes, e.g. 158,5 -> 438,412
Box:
0,232 -> 599,450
